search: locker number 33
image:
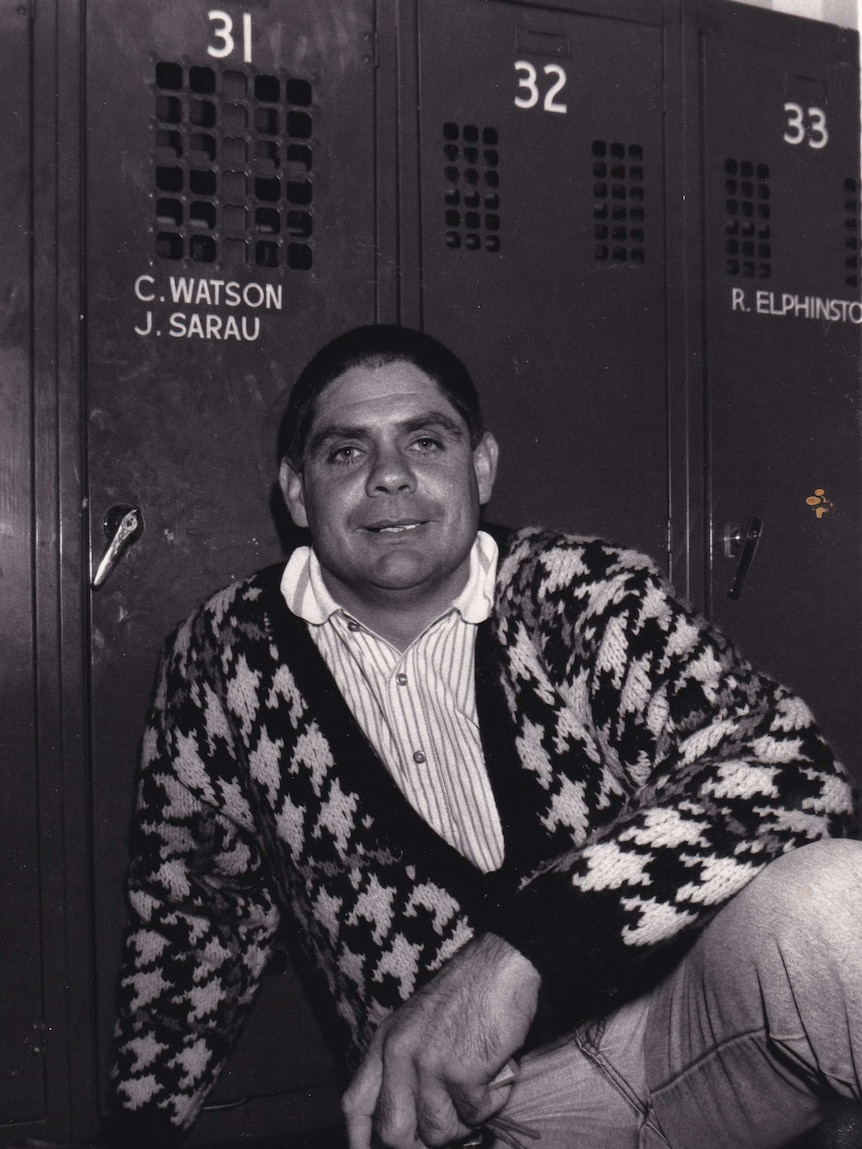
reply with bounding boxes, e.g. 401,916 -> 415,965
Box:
514,60 -> 568,114
783,102 -> 828,149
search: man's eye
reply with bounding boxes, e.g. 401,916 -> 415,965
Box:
329,445 -> 363,464
409,436 -> 443,454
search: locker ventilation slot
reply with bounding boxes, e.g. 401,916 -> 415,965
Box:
843,177 -> 859,290
442,123 -> 501,253
152,62 -> 314,270
591,140 -> 645,264
723,159 -> 771,279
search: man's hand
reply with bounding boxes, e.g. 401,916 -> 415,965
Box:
342,932 -> 540,1149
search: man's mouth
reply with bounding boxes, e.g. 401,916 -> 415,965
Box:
364,520 -> 427,534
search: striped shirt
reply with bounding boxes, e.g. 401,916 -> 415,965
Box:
280,532 -> 505,872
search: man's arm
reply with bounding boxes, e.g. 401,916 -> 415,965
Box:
476,547 -> 855,1024
345,536 -> 855,1149
108,611 -> 281,1147
343,932 -> 539,1149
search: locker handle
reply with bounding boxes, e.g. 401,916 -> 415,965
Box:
726,516 -> 763,600
91,504 -> 144,590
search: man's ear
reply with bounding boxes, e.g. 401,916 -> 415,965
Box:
278,458 -> 309,528
473,432 -> 499,506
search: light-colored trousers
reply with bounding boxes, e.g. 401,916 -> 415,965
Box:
495,839 -> 862,1149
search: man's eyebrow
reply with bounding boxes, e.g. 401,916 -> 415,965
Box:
400,411 -> 465,437
307,410 -> 465,456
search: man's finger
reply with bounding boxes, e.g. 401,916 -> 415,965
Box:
414,1079 -> 472,1148
448,1059 -> 519,1130
374,1035 -> 425,1149
413,1056 -> 517,1145
344,1104 -> 375,1149
343,1040 -> 385,1149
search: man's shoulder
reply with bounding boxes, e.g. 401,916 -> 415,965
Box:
494,525 -> 662,591
170,561 -> 287,653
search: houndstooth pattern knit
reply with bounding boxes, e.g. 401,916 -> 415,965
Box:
110,527 -> 854,1142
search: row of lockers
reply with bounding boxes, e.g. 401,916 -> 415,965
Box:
1,0 -> 859,1144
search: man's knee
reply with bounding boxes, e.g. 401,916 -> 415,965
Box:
647,840 -> 862,1149
706,838 -> 862,971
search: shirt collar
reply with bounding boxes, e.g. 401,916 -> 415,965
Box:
281,530 -> 499,627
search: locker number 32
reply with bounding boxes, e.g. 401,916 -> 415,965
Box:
514,60 -> 568,114
783,102 -> 828,149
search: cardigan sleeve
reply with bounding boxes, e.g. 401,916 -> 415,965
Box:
478,536 -> 856,1027
108,609 -> 281,1147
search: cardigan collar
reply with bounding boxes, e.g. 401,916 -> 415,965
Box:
254,529 -> 547,911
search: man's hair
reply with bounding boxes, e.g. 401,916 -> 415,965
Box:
278,325 -> 486,466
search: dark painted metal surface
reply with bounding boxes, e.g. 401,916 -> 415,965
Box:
0,0 -> 45,1125
410,0 -> 670,565
83,0 -> 379,1136
688,1 -> 862,773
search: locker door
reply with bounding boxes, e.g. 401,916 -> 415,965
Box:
691,2 -> 862,773
0,1 -> 44,1129
84,2 -> 377,1138
409,0 -> 669,562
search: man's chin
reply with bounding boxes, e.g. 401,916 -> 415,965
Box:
365,552 -> 435,592
318,539 -> 473,607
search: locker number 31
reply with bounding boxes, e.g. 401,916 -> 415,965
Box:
208,10 -> 253,63
783,102 -> 828,149
514,60 -> 568,114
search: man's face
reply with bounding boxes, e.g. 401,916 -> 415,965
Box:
280,359 -> 498,613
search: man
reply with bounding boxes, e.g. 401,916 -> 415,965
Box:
109,325 -> 859,1149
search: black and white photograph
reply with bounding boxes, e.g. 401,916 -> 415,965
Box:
2,2 -> 861,1147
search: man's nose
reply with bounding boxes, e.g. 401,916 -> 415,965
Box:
365,446 -> 416,495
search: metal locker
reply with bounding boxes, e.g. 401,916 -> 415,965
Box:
82,1 -> 380,1140
5,0 -> 862,1145
0,0 -> 46,1130
681,1 -> 862,774
404,0 -> 670,564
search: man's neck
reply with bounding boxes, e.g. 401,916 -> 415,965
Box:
344,602 -> 443,652
322,565 -> 472,652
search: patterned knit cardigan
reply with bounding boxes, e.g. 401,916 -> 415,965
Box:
110,527 -> 855,1144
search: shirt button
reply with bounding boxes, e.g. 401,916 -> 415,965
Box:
347,620 -> 361,632
413,750 -> 426,764
396,673 -> 408,686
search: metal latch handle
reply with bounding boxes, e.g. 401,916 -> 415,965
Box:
91,504 -> 144,590
726,516 -> 763,600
